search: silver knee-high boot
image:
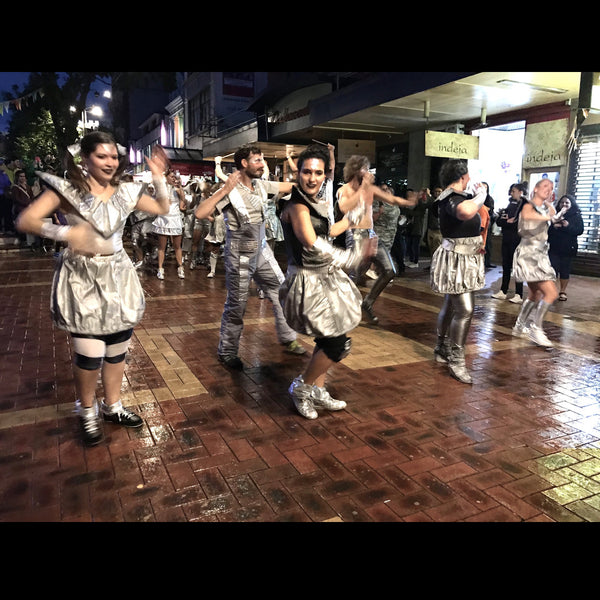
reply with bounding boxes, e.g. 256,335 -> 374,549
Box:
447,292 -> 474,384
528,300 -> 553,347
512,298 -> 535,338
434,294 -> 453,363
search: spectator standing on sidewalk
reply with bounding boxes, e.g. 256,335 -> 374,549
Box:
426,186 -> 443,258
548,193 -> 584,302
0,162 -> 13,234
492,183 -> 525,303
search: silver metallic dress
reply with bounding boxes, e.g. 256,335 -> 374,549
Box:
430,188 -> 485,295
430,236 -> 485,294
37,172 -> 146,336
279,189 -> 363,338
151,186 -> 182,236
513,200 -> 556,283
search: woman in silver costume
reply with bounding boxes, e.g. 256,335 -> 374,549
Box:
512,178 -> 567,347
16,132 -> 171,446
430,159 -> 487,384
151,168 -> 187,280
279,145 -> 375,419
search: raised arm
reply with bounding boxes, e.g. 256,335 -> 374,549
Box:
134,146 -> 171,215
372,185 -> 417,208
194,171 -> 241,220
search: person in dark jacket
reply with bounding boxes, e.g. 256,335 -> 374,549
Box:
482,182 -> 496,268
548,194 -> 584,301
492,183 -> 526,303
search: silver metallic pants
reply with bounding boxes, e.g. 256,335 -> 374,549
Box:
436,291 -> 474,348
218,223 -> 296,357
355,233 -> 396,307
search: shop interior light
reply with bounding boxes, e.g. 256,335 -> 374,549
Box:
496,79 -> 568,95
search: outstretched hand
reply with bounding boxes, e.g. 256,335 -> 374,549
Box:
145,145 -> 170,177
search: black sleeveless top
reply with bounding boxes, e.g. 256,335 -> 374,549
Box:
282,187 -> 330,267
439,191 -> 481,238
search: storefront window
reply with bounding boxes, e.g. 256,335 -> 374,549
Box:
572,135 -> 600,254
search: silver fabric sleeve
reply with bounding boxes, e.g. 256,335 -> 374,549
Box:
40,222 -> 71,241
311,236 -> 362,271
471,188 -> 487,209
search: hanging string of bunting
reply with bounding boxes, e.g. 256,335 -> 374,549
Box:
0,88 -> 44,116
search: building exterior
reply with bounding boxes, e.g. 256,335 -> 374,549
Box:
126,71 -> 600,274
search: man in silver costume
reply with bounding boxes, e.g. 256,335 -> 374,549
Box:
194,146 -> 305,369
336,155 -> 417,323
429,159 -> 487,384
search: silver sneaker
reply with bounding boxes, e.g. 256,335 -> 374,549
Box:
177,266 -> 185,279
528,325 -> 553,348
311,386 -> 346,411
157,268 -> 164,280
512,324 -> 530,339
288,376 -> 318,419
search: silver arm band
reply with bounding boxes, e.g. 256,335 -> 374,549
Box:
152,175 -> 168,200
40,222 -> 71,241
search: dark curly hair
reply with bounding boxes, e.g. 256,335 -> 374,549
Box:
296,144 -> 331,174
439,159 -> 469,188
65,131 -> 128,194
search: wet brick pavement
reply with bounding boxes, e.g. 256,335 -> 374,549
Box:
1,243 -> 599,522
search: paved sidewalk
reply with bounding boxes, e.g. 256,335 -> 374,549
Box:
1,246 -> 599,522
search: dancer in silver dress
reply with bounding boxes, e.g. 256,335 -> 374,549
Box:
279,145 -> 375,419
430,159 -> 487,384
336,155 -> 417,323
512,178 -> 567,347
151,168 -> 186,280
16,132 -> 171,446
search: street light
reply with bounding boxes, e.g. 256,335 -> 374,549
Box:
69,104 -> 103,134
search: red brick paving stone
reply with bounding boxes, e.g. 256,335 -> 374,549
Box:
3,251 -> 600,522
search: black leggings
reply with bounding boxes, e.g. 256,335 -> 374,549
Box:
501,238 -> 523,295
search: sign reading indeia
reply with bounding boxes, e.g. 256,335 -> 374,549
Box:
425,131 -> 480,160
523,119 -> 568,169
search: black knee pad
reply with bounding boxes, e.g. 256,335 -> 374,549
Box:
104,352 -> 126,364
74,353 -> 103,370
315,335 -> 352,362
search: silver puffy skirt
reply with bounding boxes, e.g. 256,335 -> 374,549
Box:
513,240 -> 556,283
430,236 -> 485,294
279,264 -> 362,338
51,248 -> 145,335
